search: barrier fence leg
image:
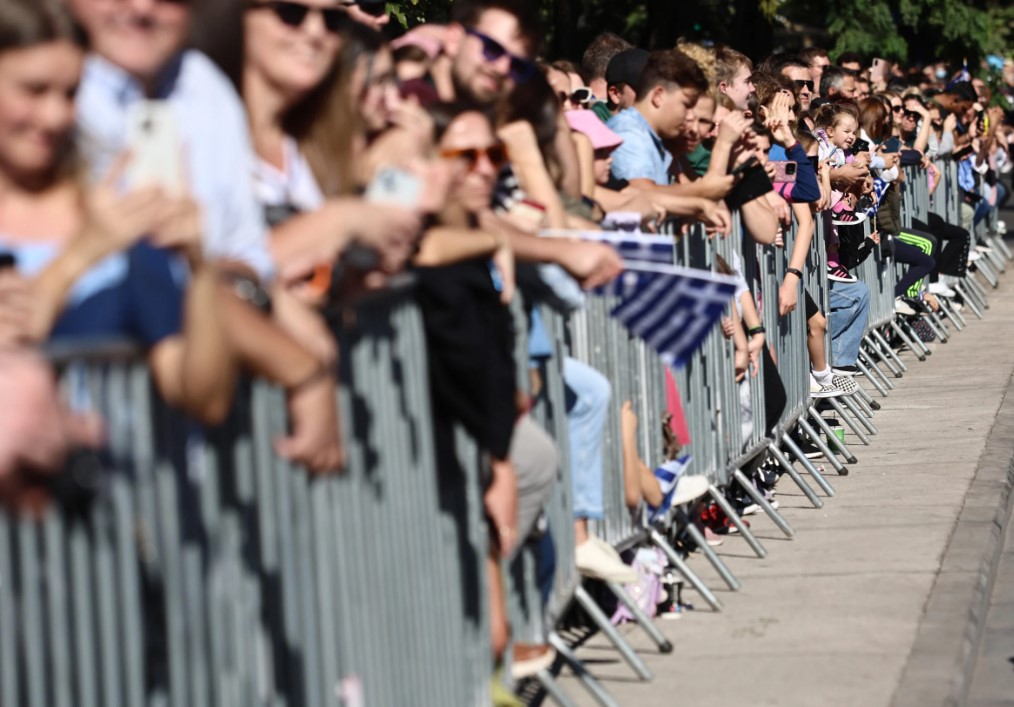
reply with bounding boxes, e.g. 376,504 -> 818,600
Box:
965,272 -> 990,305
548,632 -> 621,707
954,282 -> 985,320
976,258 -> 999,288
839,394 -> 878,434
988,233 -> 1012,259
535,670 -> 579,707
988,233 -> 1012,261
805,407 -> 858,466
573,585 -> 653,681
937,298 -> 967,329
864,335 -> 903,377
862,340 -> 900,381
872,329 -> 908,373
765,442 -> 824,506
709,485 -> 767,558
605,581 -> 677,649
649,530 -> 724,612
678,519 -> 741,591
797,416 -> 849,476
983,246 -> 1006,274
731,469 -> 794,538
890,321 -> 927,360
781,435 -> 839,494
922,312 -> 951,342
856,358 -> 889,397
826,398 -> 873,444
858,351 -> 894,392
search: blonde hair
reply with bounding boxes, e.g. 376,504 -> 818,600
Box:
676,40 -> 717,92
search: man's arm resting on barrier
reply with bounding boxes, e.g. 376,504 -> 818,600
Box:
738,196 -> 779,245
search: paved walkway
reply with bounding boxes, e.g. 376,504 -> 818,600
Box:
559,268 -> 1014,706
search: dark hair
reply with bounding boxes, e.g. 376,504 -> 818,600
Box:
836,51 -> 862,67
947,80 -> 978,104
551,59 -> 582,79
799,46 -> 828,67
751,70 -> 795,110
636,49 -> 708,101
759,51 -> 809,75
393,43 -> 431,65
820,66 -> 848,97
495,72 -> 563,183
428,100 -> 493,143
858,97 -> 889,142
813,100 -> 858,129
450,0 -> 543,56
581,32 -> 632,82
0,0 -> 84,53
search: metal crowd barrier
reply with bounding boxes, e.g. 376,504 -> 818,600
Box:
0,283 -> 493,707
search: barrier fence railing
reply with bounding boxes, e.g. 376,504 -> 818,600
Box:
4,164 -> 1010,707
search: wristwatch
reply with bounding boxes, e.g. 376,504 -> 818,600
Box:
786,267 -> 804,280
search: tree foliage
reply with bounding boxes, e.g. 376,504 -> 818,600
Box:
384,0 -> 1013,68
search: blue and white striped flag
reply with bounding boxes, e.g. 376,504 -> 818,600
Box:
538,229 -> 737,367
603,262 -> 739,368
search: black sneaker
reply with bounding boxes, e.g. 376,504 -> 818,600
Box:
831,364 -> 859,377
827,264 -> 857,283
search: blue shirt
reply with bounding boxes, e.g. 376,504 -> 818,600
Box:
607,108 -> 673,186
3,241 -> 182,347
76,52 -> 275,282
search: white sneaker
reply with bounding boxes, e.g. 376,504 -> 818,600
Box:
975,244 -> 994,254
894,297 -> 916,316
575,540 -> 639,584
591,535 -> 621,562
927,281 -> 956,297
967,250 -> 983,263
671,475 -> 710,506
832,374 -> 860,395
742,503 -> 761,516
810,377 -> 845,398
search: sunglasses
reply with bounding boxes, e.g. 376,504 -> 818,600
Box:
440,144 -> 508,171
253,1 -> 347,33
558,87 -> 593,105
902,110 -> 921,122
793,79 -> 815,92
892,105 -> 904,113
465,28 -> 537,84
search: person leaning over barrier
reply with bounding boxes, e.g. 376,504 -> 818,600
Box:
413,102 -> 559,681
65,0 -> 343,471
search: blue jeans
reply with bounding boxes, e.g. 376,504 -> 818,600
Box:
828,280 -> 870,366
564,357 -> 610,520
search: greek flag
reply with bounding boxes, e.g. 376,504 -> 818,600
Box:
539,230 -> 738,367
603,262 -> 739,368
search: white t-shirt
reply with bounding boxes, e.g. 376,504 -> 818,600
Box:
253,136 -> 325,212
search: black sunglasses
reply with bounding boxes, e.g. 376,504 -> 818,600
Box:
892,105 -> 904,113
253,1 -> 347,33
465,28 -> 536,84
902,110 -> 921,122
793,79 -> 815,92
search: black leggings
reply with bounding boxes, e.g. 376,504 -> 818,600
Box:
894,240 -> 936,297
762,345 -> 786,436
912,213 -> 970,278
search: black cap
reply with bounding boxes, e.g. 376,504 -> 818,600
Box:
606,48 -> 649,87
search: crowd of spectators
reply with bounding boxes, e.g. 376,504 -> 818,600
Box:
0,0 -> 1010,698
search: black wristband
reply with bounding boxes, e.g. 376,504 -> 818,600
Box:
747,325 -> 766,337
786,267 -> 803,280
